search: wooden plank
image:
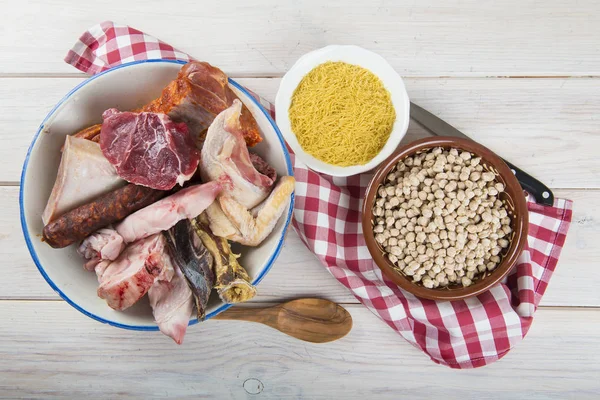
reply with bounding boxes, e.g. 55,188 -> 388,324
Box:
0,301 -> 598,399
2,1 -> 600,76
3,76 -> 599,187
3,185 -> 599,307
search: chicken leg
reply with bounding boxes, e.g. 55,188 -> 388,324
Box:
218,176 -> 295,246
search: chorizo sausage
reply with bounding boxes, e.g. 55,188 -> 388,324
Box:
42,184 -> 164,248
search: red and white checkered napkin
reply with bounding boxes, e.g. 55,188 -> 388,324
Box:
66,21 -> 573,368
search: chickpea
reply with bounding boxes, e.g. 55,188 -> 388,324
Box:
373,147 -> 511,289
422,277 -> 434,289
482,172 -> 495,182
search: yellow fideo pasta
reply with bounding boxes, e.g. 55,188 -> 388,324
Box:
289,61 -> 396,167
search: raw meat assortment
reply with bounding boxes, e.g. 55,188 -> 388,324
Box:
78,227 -> 125,271
74,61 -> 262,148
97,234 -> 174,311
75,182 -> 221,271
164,219 -> 215,320
43,136 -> 125,224
41,61 -> 297,344
100,108 -> 200,190
148,257 -> 194,345
116,182 -> 222,243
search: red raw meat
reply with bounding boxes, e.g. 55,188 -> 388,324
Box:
100,108 -> 200,190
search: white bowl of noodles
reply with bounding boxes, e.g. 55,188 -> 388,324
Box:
276,45 -> 410,177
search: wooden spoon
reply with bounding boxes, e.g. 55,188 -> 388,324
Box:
213,298 -> 352,343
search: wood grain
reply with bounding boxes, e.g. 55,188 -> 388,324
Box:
2,0 -> 599,76
0,301 -> 598,399
3,186 -> 599,306
3,76 -> 599,187
214,298 -> 353,343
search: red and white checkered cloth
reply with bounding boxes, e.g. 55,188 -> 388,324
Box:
66,21 -> 573,368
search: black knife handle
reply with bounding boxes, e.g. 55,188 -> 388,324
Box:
502,159 -> 554,206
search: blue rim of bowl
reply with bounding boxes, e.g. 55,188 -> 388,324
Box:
19,59 -> 295,331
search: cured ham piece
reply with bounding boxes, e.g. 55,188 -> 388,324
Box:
42,136 -> 125,224
100,108 -> 200,190
97,234 -> 174,311
148,260 -> 193,345
201,100 -> 273,209
143,61 -> 262,147
78,226 -> 125,271
115,182 -> 221,244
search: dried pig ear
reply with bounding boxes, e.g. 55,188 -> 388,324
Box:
192,214 -> 256,304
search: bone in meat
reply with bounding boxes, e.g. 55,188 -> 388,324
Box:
115,182 -> 221,244
78,226 -> 125,271
97,234 -> 174,311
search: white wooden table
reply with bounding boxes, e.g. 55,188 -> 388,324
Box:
1,1 -> 599,398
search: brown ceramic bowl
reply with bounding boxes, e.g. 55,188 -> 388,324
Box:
362,136 -> 528,301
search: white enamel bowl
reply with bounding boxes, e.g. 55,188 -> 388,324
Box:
275,45 -> 410,177
20,59 -> 294,331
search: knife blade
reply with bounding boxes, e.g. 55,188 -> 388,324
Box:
409,102 -> 554,206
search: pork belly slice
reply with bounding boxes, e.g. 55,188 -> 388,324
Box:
148,263 -> 193,345
43,136 -> 125,224
115,182 -> 221,244
97,234 -> 174,311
